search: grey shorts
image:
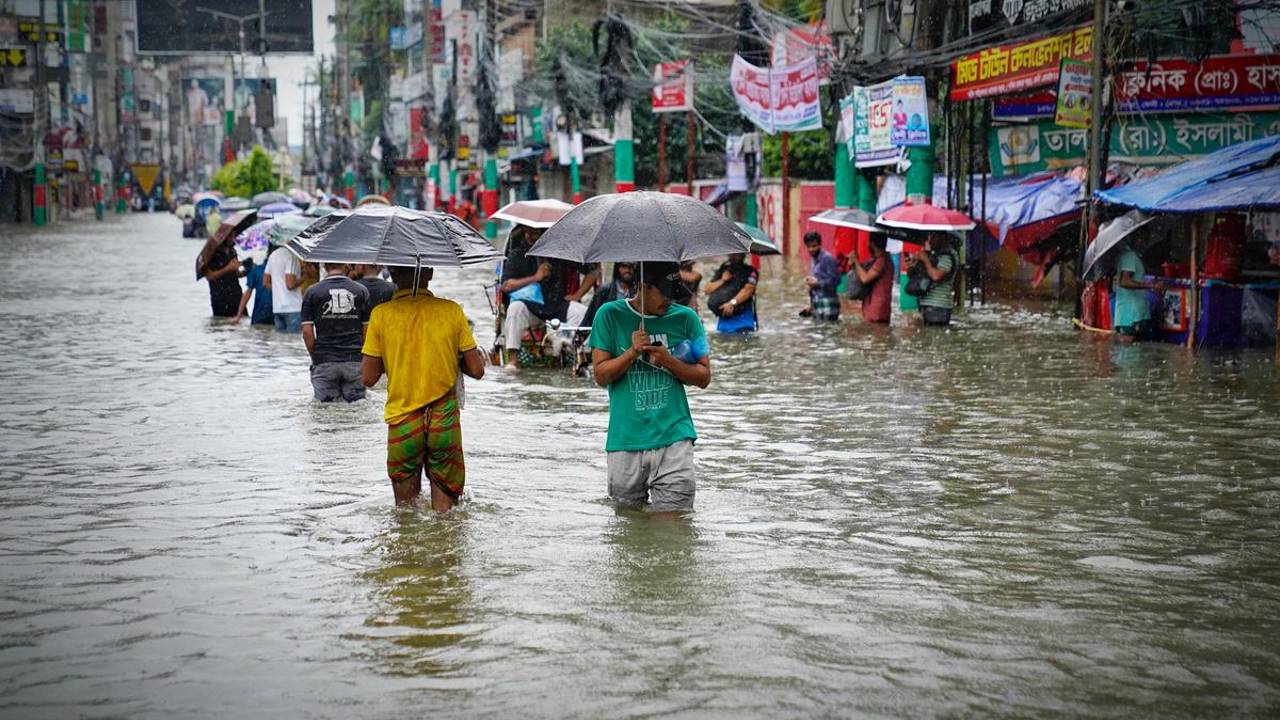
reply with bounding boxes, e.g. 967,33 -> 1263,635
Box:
606,439 -> 696,512
310,361 -> 365,402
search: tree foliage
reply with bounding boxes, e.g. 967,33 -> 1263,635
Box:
209,146 -> 278,197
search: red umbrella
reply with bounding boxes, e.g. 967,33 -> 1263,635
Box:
877,204 -> 976,232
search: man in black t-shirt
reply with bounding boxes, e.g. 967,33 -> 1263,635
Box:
301,263 -> 372,402
348,264 -> 396,309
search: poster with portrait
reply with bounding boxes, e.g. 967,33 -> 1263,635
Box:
889,76 -> 930,146
185,78 -> 225,125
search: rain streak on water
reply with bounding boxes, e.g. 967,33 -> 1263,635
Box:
2,214 -> 1279,718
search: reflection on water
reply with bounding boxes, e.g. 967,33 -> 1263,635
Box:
1,214 -> 1279,717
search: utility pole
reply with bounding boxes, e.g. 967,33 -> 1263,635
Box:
1086,0 -> 1106,202
657,115 -> 667,191
685,110 -> 696,195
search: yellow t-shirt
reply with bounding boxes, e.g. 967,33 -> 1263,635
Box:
361,289 -> 478,424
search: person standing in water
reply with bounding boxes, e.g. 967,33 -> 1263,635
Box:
361,265 -> 486,511
589,261 -> 711,513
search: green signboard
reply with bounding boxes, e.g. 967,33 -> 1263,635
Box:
989,111 -> 1280,177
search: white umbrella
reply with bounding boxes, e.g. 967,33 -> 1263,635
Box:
1082,209 -> 1153,279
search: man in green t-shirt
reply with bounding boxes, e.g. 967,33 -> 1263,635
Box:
1112,242 -> 1164,341
588,261 -> 712,513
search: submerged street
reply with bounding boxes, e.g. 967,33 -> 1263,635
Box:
2,212 -> 1279,717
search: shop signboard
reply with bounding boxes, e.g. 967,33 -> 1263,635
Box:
1114,54 -> 1280,113
852,81 -> 897,168
889,76 -> 930,146
0,47 -> 29,68
951,25 -> 1092,101
968,0 -> 1090,37
394,159 -> 425,177
988,111 -> 1280,177
652,60 -> 693,113
1053,58 -> 1091,128
730,54 -> 822,135
0,88 -> 34,113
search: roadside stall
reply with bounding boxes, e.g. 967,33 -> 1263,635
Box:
1092,135 -> 1280,348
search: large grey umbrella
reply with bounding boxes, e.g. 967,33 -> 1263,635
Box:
528,191 -> 752,263
287,205 -> 500,268
1082,209 -> 1153,279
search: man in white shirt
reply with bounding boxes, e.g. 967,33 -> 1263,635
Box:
264,246 -> 304,332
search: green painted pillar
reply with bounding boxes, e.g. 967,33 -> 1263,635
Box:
93,168 -> 104,220
483,154 -> 499,239
570,155 -> 581,204
834,144 -> 855,208
614,106 -> 635,192
900,142 -> 936,312
855,170 -> 876,213
428,162 -> 440,210
745,190 -> 758,228
33,163 -> 47,226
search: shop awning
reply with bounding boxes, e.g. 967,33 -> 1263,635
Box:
1095,134 -> 1280,213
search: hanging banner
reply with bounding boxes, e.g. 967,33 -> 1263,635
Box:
950,25 -> 1093,101
1114,54 -> 1280,113
730,54 -> 775,132
771,57 -> 823,133
729,55 -> 822,135
652,60 -> 694,113
889,76 -> 930,146
840,94 -> 856,158
853,81 -> 896,168
989,111 -> 1280,177
1054,59 -> 1092,128
770,21 -> 833,85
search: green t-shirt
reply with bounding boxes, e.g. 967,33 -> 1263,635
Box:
1113,248 -> 1151,328
920,250 -> 957,309
587,298 -> 708,452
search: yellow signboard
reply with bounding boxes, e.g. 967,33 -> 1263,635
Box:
131,163 -> 161,197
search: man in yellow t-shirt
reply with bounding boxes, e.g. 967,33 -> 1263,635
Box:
361,265 -> 486,511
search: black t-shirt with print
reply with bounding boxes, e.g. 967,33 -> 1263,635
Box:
301,275 -> 371,364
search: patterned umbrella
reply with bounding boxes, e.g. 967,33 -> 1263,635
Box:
235,219 -> 274,253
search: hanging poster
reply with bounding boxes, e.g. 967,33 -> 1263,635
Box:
652,60 -> 694,113
889,76 -> 930,146
950,25 -> 1093,101
854,81 -> 897,168
730,54 -> 822,135
1054,59 -> 1092,128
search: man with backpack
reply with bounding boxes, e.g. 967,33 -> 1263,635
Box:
906,232 -> 959,326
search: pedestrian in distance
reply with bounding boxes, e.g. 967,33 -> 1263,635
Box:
301,263 -> 371,402
800,231 -> 841,321
704,253 -> 759,334
348,263 -> 397,310
589,261 -> 711,514
199,234 -> 242,318
361,265 -> 486,511
905,232 -> 960,327
1111,240 -> 1165,342
232,252 -> 274,326
850,234 -> 894,324
264,245 -> 304,332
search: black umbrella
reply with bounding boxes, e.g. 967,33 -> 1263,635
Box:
287,205 -> 499,270
528,191 -> 752,263
529,191 -> 752,320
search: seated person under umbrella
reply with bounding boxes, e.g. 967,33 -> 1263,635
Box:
500,226 -> 596,368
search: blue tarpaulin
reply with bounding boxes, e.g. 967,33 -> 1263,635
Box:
1094,134 -> 1280,213
878,172 -> 1081,241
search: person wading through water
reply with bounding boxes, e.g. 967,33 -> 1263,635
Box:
588,261 -> 711,514
361,265 -> 486,511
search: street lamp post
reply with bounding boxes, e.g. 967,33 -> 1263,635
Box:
196,6 -> 269,153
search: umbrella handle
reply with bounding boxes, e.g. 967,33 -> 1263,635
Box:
412,254 -> 422,296
638,262 -> 645,332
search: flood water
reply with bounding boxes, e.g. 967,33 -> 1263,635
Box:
2,212 -> 1279,718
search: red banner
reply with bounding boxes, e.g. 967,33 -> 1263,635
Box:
652,60 -> 693,113
1114,54 -> 1280,112
950,25 -> 1093,101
